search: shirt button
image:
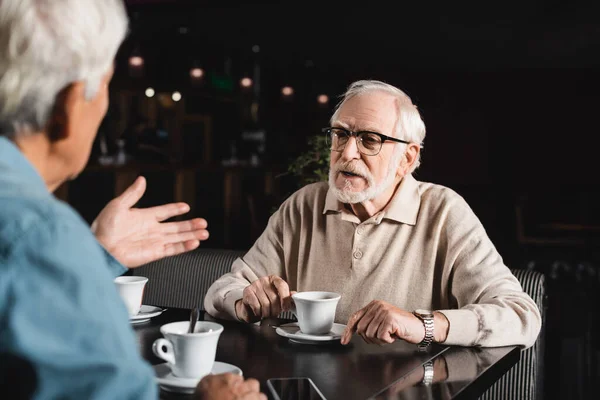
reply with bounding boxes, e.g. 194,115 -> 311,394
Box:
356,226 -> 364,235
353,250 -> 363,259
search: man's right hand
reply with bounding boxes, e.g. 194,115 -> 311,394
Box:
195,373 -> 266,400
235,275 -> 293,323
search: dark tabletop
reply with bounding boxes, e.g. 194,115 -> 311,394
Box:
133,308 -> 520,400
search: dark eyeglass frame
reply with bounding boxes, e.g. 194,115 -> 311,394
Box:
322,126 -> 410,156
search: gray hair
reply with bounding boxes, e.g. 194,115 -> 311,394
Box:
0,0 -> 128,138
330,80 -> 426,172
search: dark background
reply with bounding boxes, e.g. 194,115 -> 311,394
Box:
65,1 -> 600,398
115,0 -> 600,185
100,0 -> 600,255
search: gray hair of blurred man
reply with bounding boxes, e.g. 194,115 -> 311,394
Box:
330,80 -> 426,173
0,0 -> 128,139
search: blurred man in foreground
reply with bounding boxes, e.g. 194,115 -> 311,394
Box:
0,1 -> 264,399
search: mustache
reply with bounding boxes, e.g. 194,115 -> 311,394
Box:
332,161 -> 369,178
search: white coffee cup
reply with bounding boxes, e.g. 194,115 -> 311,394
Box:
114,276 -> 148,317
152,321 -> 224,379
291,291 -> 341,335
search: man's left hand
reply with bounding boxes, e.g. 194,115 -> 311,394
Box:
340,300 -> 425,345
91,176 -> 209,268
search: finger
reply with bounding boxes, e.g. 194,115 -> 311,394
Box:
225,373 -> 243,385
359,331 -> 373,344
235,299 -> 250,322
160,218 -> 209,234
244,289 -> 262,318
147,202 -> 191,222
162,240 -> 200,258
370,309 -> 396,344
240,393 -> 267,400
355,308 -> 377,337
266,281 -> 283,316
341,307 -> 368,344
164,230 -> 209,245
271,276 -> 291,311
255,285 -> 275,318
377,321 -> 396,344
391,326 -> 405,342
197,372 -> 237,390
365,308 -> 387,340
238,378 -> 260,394
116,176 -> 146,208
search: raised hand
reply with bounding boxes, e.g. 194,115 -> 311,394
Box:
92,176 -> 209,268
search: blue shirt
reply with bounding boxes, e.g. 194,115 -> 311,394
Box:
0,137 -> 157,399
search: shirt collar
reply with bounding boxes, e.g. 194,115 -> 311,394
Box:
323,174 -> 421,226
380,174 -> 420,225
0,136 -> 48,194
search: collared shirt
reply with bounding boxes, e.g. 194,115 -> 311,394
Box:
205,174 -> 541,348
0,137 -> 156,399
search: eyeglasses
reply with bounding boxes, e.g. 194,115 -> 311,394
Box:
322,127 -> 410,156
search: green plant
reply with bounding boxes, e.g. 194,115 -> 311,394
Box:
284,134 -> 330,189
269,135 -> 330,215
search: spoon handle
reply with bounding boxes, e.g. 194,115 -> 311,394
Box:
188,308 -> 199,333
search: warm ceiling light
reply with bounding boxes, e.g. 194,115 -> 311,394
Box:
129,56 -> 144,67
190,68 -> 204,79
240,77 -> 253,88
145,88 -> 155,98
172,91 -> 182,102
282,86 -> 294,96
317,94 -> 329,104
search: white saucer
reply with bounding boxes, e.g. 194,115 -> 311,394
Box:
154,362 -> 243,394
275,322 -> 346,344
130,305 -> 165,323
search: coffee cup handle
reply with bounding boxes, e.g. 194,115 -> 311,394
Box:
152,338 -> 176,365
288,300 -> 297,320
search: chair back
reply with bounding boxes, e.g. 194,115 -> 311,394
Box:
133,248 -> 245,310
480,268 -> 547,400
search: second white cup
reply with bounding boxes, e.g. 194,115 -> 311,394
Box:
291,291 -> 341,335
152,321 -> 224,379
114,276 -> 148,317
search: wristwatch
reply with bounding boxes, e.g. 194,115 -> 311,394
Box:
421,361 -> 434,385
413,309 -> 435,350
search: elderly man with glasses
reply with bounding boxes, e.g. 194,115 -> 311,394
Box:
205,80 -> 541,350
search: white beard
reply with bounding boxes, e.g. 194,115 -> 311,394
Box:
328,149 -> 404,204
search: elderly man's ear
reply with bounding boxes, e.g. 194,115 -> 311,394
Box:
46,81 -> 87,141
397,143 -> 420,176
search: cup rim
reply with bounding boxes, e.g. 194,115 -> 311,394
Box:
114,276 -> 148,285
160,321 -> 224,337
292,291 -> 341,302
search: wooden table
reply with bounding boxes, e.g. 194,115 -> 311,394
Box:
133,309 -> 520,400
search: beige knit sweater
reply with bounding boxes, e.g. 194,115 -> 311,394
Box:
205,175 -> 541,348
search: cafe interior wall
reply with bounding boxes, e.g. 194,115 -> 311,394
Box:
60,1 -> 600,397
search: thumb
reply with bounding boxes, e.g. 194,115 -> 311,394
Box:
118,176 -> 146,208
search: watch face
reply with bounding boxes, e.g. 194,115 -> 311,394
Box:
414,309 -> 434,317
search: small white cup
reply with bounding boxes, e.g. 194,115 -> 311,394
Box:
291,291 -> 341,335
114,276 -> 148,317
152,321 -> 224,379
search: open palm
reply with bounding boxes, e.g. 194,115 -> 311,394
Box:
92,176 -> 209,268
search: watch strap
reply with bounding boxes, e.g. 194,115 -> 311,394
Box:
414,310 -> 434,349
422,360 -> 434,385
